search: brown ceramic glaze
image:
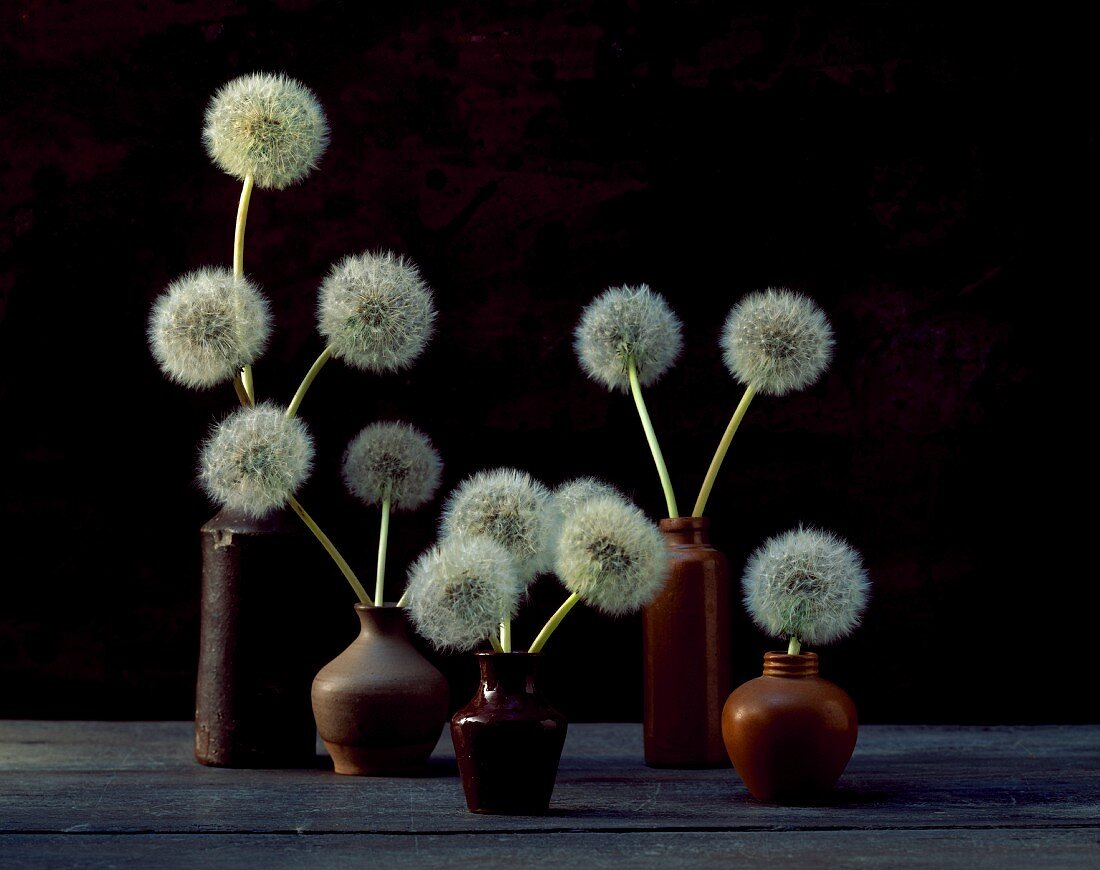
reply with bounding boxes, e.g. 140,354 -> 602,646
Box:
722,652 -> 858,802
642,517 -> 732,767
312,605 -> 449,776
451,652 -> 568,814
195,507 -> 322,768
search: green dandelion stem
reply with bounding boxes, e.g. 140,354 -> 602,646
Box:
788,636 -> 802,655
628,357 -> 679,518
528,593 -> 581,654
241,365 -> 255,405
489,633 -> 504,654
692,383 -> 756,518
285,345 -> 333,419
287,494 -> 372,605
500,618 -> 512,654
374,492 -> 392,607
232,172 -> 254,279
232,373 -> 250,407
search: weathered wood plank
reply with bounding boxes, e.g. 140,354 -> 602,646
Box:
1,830 -> 1098,869
0,723 -> 1097,835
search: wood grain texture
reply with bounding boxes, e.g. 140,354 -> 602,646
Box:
0,723 -> 1097,863
2,831 -> 1099,869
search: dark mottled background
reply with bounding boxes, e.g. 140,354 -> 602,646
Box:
0,2 -> 1083,722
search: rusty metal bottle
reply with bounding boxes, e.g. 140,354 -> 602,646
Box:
195,507 -> 325,767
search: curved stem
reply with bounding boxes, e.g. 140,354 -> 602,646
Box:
285,346 -> 333,419
528,592 -> 581,654
232,373 -> 250,407
692,383 -> 756,518
628,358 -> 679,518
788,636 -> 802,655
233,173 -> 254,279
241,365 -> 255,405
374,492 -> 391,607
286,494 -> 372,605
232,174 -> 256,406
488,634 -> 504,654
500,618 -> 512,654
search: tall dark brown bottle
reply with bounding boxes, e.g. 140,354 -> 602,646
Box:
195,507 -> 327,768
642,517 -> 732,767
722,652 -> 858,802
312,605 -> 449,776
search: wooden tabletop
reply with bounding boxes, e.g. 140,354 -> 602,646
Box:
0,722 -> 1096,867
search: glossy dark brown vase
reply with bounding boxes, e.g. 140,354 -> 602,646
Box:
195,507 -> 324,768
312,605 -> 449,775
643,517 -> 732,767
451,652 -> 568,814
722,652 -> 858,802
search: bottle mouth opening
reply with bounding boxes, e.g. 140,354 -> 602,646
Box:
658,516 -> 711,532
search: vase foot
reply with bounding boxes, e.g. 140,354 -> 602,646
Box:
323,738 -> 438,776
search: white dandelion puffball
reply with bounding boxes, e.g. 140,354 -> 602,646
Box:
203,72 -> 329,190
575,284 -> 684,393
148,267 -> 271,389
441,468 -> 559,579
722,287 -> 834,396
553,477 -> 624,521
555,495 -> 668,616
406,536 -> 521,652
317,251 -> 437,373
342,422 -> 443,511
199,403 -> 314,517
742,527 -> 870,646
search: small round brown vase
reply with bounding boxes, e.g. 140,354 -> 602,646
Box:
722,652 -> 858,802
311,605 -> 449,776
642,517 -> 732,768
450,652 -> 568,815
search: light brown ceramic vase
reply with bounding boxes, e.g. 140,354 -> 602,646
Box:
311,604 -> 449,776
722,652 -> 858,801
642,517 -> 732,767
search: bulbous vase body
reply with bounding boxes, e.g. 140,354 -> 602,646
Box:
312,605 -> 449,776
722,652 -> 858,801
450,652 -> 568,814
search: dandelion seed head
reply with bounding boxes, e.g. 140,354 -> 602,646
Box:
203,72 -> 329,189
342,422 -> 442,511
199,403 -> 314,517
555,496 -> 668,616
148,267 -> 271,389
406,536 -> 520,652
441,468 -> 558,580
318,251 -> 436,373
575,285 -> 683,393
742,526 -> 869,646
722,288 -> 834,396
553,477 -> 625,522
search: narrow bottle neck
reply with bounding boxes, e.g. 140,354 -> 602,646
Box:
659,516 -> 712,546
355,604 -> 411,639
762,651 -> 820,678
477,652 -> 541,696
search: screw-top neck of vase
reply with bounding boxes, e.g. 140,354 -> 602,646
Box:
763,651 -> 820,678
